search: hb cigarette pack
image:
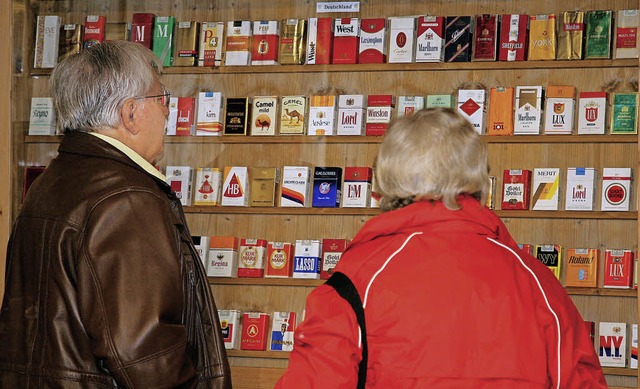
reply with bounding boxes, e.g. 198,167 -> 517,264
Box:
221,166 -> 249,207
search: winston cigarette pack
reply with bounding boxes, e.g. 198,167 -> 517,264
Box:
333,18 -> 359,64
279,96 -> 307,135
270,312 -> 297,351
250,167 -> 280,207
388,17 -> 415,63
225,20 -> 252,66
544,86 -> 575,134
535,244 -> 563,280
358,18 -> 387,64
308,96 -> 337,135
240,312 -> 270,350
238,238 -> 267,278
577,92 -> 608,134
600,168 -> 633,211
603,249 -> 634,289
293,239 -> 322,279
365,95 -> 395,136
280,166 -> 311,207
221,166 -> 249,207
599,322 -> 627,367
251,96 -> 278,136
457,89 -> 486,134
531,168 -> 560,211
199,22 -> 225,66
321,239 -> 349,279
28,97 -> 56,135
265,242 -> 294,278
218,309 -> 241,349
342,167 -> 372,208
565,167 -> 596,211
564,248 -> 599,288
207,236 -> 239,278
312,167 -> 342,208
196,92 -> 224,135
307,17 -> 333,64
501,169 -> 532,210
251,20 -> 279,65
487,87 -> 514,136
416,16 -> 444,62
337,95 -> 365,135
165,166 -> 192,206
194,167 -> 222,206
514,86 -> 544,135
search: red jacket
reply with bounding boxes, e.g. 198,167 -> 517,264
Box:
276,196 -> 606,389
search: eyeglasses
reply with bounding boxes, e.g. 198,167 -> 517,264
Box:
135,89 -> 171,108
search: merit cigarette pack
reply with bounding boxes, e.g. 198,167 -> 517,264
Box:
531,168 -> 561,210
337,95 -> 365,135
321,239 -> 349,279
358,18 -> 387,64
279,96 -> 307,135
487,87 -> 514,136
224,97 -> 251,135
416,16 -> 444,62
544,86 -> 575,134
457,89 -> 486,134
577,92 -> 608,134
342,167 -> 372,208
174,21 -> 200,66
207,236 -> 239,278
250,167 -> 280,207
528,14 -> 557,60
501,169 -> 532,210
565,167 -> 596,211
221,166 -> 249,207
389,17 -> 415,63
251,96 -> 278,136
514,86 -> 544,135
444,16 -> 472,62
265,242 -> 294,278
165,165 -> 193,206
600,168 -> 633,211
565,248 -> 599,288
312,167 -> 342,208
238,238 -> 268,278
279,19 -> 306,65
499,14 -> 528,61
225,20 -> 252,66
240,312 -> 270,350
280,166 -> 311,207
199,21 -> 225,66
308,95 -> 337,135
252,20 -> 279,65
307,17 -> 333,64
218,309 -> 241,349
333,18 -> 359,64
194,167 -> 222,206
34,15 -> 61,69
270,312 -> 297,351
365,95 -> 395,136
293,239 -> 322,279
196,92 -> 224,136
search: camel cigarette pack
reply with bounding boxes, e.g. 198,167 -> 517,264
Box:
499,14 -> 528,61
59,24 -> 84,62
252,20 -> 279,65
34,15 -> 61,68
194,167 -> 222,206
359,18 -> 387,64
585,11 -> 613,59
531,168 -> 560,211
615,10 -> 639,59
222,166 -> 249,207
250,167 -> 280,207
632,324 -> 639,368
416,16 -> 444,62
196,92 -> 224,136
224,97 -> 251,135
601,168 -> 633,211
83,15 -> 106,48
265,242 -> 294,278
528,14 -> 557,60
599,322 -> 627,367
279,96 -> 307,135
293,239 -> 322,279
578,92 -> 608,134
544,86 -> 575,134
501,169 -> 531,210
165,166 -> 193,206
280,166 -> 311,207
535,244 -> 562,280
308,95 -> 337,136
225,20 -> 252,66
604,249 -> 634,288
312,167 -> 342,208
321,239 -> 348,279
565,167 -> 596,211
131,13 -> 155,49
307,17 -> 333,64
426,94 -> 453,108
251,96 -> 278,136
472,14 -> 499,61
366,95 -> 395,136
487,87 -> 514,136
337,94 -> 365,135
444,16 -> 472,62
176,97 -> 196,136
279,19 -> 306,65
238,238 -> 267,278
397,96 -> 425,117
28,97 -> 56,135
105,22 -> 130,42
342,167 -> 372,208
192,236 -> 210,269
389,17 -> 415,63
207,236 -> 239,277
565,248 -> 599,288
333,18 -> 359,64
557,11 -> 584,60
218,309 -> 241,349
610,93 -> 638,134
166,97 -> 179,135
241,312 -> 270,350
152,17 -> 175,67
270,312 -> 297,351
199,22 -> 225,66
174,21 -> 200,66
514,86 -> 544,135
457,89 -> 486,134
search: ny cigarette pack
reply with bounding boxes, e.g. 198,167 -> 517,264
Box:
225,20 -> 252,66
514,86 -> 544,135
222,166 -> 249,207
34,15 -> 61,69
194,167 -> 222,206
176,97 -> 196,136
58,24 -> 84,62
397,96 -> 425,117
585,10 -> 613,59
307,17 -> 333,65
28,97 -> 56,135
577,92 -> 608,134
531,168 -> 560,211
270,312 -> 297,351
426,94 -> 453,108
389,17 -> 415,63
279,19 -> 306,65
499,14 -> 529,61
557,11 -> 584,60
199,21 -> 225,67
265,242 -> 294,278
280,166 -> 311,207
599,322 -> 627,367
279,96 -> 307,135
528,14 -> 557,60
252,20 -> 279,65
208,236 -> 239,278
251,96 -> 278,136
192,235 -> 210,269
166,97 -> 178,135
600,168 -> 633,211
83,15 -> 106,49
250,167 -> 280,207
544,86 -> 575,134
472,14 -> 499,61
565,167 -> 596,211
615,10 -> 640,59
174,21 -> 199,66
333,18 -> 359,64
359,18 -> 387,64
196,92 -> 224,136
535,244 -> 562,280
457,89 -> 486,134
238,238 -> 267,277
321,239 -> 348,279
342,167 -> 372,208
293,239 -> 322,279
152,16 -> 175,67
131,13 -> 155,49
416,16 -> 444,62
564,248 -> 599,288
487,87 -> 514,136
501,169 -> 532,210
610,93 -> 638,134
337,94 -> 365,135
218,309 -> 241,349
444,16 -> 472,62
241,312 -> 270,350
365,95 -> 395,136
604,249 -> 634,288
165,165 -> 193,206
224,97 -> 251,135
312,167 -> 342,208
308,95 -> 337,135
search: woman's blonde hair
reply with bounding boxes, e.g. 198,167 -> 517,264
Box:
375,107 -> 489,211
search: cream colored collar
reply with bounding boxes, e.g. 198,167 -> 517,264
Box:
89,132 -> 166,181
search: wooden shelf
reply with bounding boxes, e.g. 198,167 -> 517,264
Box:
603,367 -> 639,377
227,349 -> 290,359
495,210 -> 637,220
209,277 -> 323,287
565,288 -> 638,297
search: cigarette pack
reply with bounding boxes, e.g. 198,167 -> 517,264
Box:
152,16 -> 175,67
225,20 -> 252,66
397,96 -> 425,117
174,21 -> 200,66
321,239 -> 349,279
565,167 -> 596,211
486,176 -> 496,209
444,16 -> 472,62
58,24 -> 84,62
28,97 -> 56,135
610,93 -> 638,134
176,97 -> 196,136
221,166 -> 249,207
166,97 -> 178,135
208,236 -> 239,278
196,92 -> 224,136
306,17 -> 332,64
279,19 -> 306,65
501,169 -> 532,210
265,242 -> 294,278
238,238 -> 267,278
22,166 -> 46,201
577,92 -> 608,134
531,168 -> 560,211
365,95 -> 395,136
585,10 -> 613,59
250,167 -> 280,207
472,14 -> 499,61
83,15 -> 106,49
165,165 -> 193,206
224,97 -> 251,135
604,249 -> 635,288
252,20 -> 279,65
499,14 -> 529,61
131,13 -> 155,49
528,14 -> 557,60
487,87 -> 514,136
308,95 -> 337,135
600,168 -> 633,211
457,89 -> 486,134
564,248 -> 599,288
293,239 -> 322,279
34,15 -> 61,69
358,18 -> 387,64
241,312 -> 270,350
426,94 -> 453,108
534,244 -> 563,280
416,16 -> 444,62
514,86 -> 544,135
251,96 -> 278,136
312,167 -> 342,208
599,322 -> 627,367
199,21 -> 225,66
544,86 -> 575,134
615,10 -> 640,59
585,321 -> 596,345
632,324 -> 639,369
342,167 -> 372,208
281,166 -> 311,207
556,11 -> 584,60
370,172 -> 381,208
337,95 -> 365,135
192,235 -> 210,270
218,309 -> 241,349
194,167 -> 222,206
270,312 -> 297,351
333,18 -> 359,64
388,17 -> 415,63
279,96 -> 307,135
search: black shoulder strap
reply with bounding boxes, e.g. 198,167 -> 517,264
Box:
325,272 -> 368,389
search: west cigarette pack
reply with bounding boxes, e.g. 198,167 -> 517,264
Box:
58,24 -> 84,62
176,97 -> 196,136
83,15 -> 106,49
199,21 -> 225,66
544,86 -> 575,134
293,239 -> 322,279
225,20 -> 252,66
218,309 -> 241,349
265,242 -> 294,278
501,169 -> 532,210
472,14 -> 499,61
321,239 -> 348,279
28,97 -> 56,135
457,89 -> 486,134
270,312 -> 297,351
241,312 -> 270,350
312,167 -> 342,208
196,91 -> 224,136
131,13 -> 155,49
615,10 -> 639,59
342,167 -> 372,208
531,168 -> 560,211
389,17 -> 415,63
557,11 -> 584,60
252,20 -> 279,65
279,95 -> 307,135
577,92 -> 608,134
333,18 -> 359,64
238,238 -> 267,278
610,93 -> 638,134
359,18 -> 387,64
194,167 -> 222,206
208,236 -> 239,278
251,96 -> 278,136
565,167 -> 596,211
365,95 -> 395,136
564,248 -> 599,288
221,166 -> 249,207
280,166 -> 311,207
34,15 -> 61,69
528,14 -> 557,60
487,87 -> 514,136
600,168 -> 633,211
514,86 -> 544,135
336,94 -> 365,135
535,244 -> 563,280
166,166 -> 193,206
279,19 -> 306,65
306,17 -> 332,65
250,167 -> 280,207
599,322 -> 627,367
224,97 -> 251,135
174,21 -> 199,66
308,95 -> 337,135
397,96 -> 425,117
499,14 -> 529,61
152,17 -> 175,67
585,10 -> 613,59
416,16 -> 444,62
604,249 -> 635,289
444,16 -> 472,62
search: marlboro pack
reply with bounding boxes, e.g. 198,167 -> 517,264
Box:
535,244 -> 562,280
34,15 -> 61,69
501,169 -> 532,210
531,168 -> 561,211
577,92 -> 608,134
207,236 -> 239,277
557,11 -> 584,60
565,167 -> 596,211
218,309 -> 241,349
221,166 -> 249,207
194,167 -> 222,206
528,14 -> 557,60
321,239 -> 349,279
416,16 -> 444,62
307,17 -> 332,65
514,86 -> 544,135
252,20 -> 279,65
359,18 -> 387,64
585,10 -> 613,59
83,15 -> 106,49
342,167 -> 372,208
610,93 -> 639,135
225,20 -> 252,66
238,238 -> 267,278
544,86 -> 575,135
199,22 -> 225,67
472,14 -> 499,61
131,13 -> 155,49
564,248 -> 599,288
224,97 -> 251,135
600,168 -> 633,211
279,96 -> 307,135
499,14 -> 528,61
308,96 -> 337,135
176,97 -> 196,136
152,17 -> 175,67
196,92 -> 224,136
166,97 -> 178,135
265,242 -> 294,278
444,16 -> 472,62
250,167 -> 280,207
251,96 -> 278,136
388,17 -> 415,63
457,89 -> 486,134
241,312 -> 270,350
599,322 -> 627,367
337,95 -> 365,135
270,312 -> 297,351
293,239 -> 322,279
281,166 -> 311,207
365,95 -> 395,136
165,165 -> 193,206
279,19 -> 306,65
174,21 -> 200,66
397,96 -> 425,117
603,249 -> 634,289
312,167 -> 342,208
615,10 -> 640,59
487,87 -> 514,136
333,18 -> 359,64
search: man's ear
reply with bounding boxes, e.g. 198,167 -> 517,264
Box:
120,99 -> 141,135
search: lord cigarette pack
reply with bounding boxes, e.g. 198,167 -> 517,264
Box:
321,239 -> 348,279
358,18 -> 387,64
577,92 -> 608,134
388,17 -> 415,63
544,86 -> 575,134
279,96 -> 307,135
251,96 -> 278,136
194,167 -> 222,206
501,169 -> 532,210
174,21 -> 200,66
265,242 -> 294,278
250,167 -> 280,207
416,16 -> 444,62
487,87 -> 514,136
207,236 -> 239,278
238,238 -> 267,278
312,167 -> 342,208
199,21 -> 225,66
531,168 -> 560,211
165,165 -> 193,206
225,20 -> 252,66
218,309 -> 241,349
221,166 -> 249,207
241,312 -> 270,350
565,167 -> 596,211
333,18 -> 359,64
293,239 -> 322,279
252,20 -> 279,65
196,92 -> 224,136
499,14 -> 528,61
336,95 -> 365,135
280,166 -> 311,207
564,248 -> 599,288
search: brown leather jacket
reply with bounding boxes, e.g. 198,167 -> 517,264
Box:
0,132 -> 231,388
